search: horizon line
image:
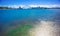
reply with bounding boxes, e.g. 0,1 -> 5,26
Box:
0,4 -> 60,8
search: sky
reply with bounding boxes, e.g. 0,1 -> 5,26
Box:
0,0 -> 60,6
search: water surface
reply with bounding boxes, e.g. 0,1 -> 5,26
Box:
0,9 -> 60,36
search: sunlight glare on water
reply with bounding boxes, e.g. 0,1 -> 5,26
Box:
28,21 -> 56,36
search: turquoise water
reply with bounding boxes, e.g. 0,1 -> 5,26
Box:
0,9 -> 60,36
1,9 -> 59,22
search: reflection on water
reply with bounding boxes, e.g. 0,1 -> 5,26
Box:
29,20 -> 60,36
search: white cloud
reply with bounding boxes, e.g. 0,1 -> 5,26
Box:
29,5 -> 39,7
29,4 -> 60,8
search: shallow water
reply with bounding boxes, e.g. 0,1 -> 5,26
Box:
0,9 -> 60,36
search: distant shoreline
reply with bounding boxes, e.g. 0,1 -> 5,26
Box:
0,6 -> 60,10
0,8 -> 60,10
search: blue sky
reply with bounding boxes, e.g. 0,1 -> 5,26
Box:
0,0 -> 60,6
